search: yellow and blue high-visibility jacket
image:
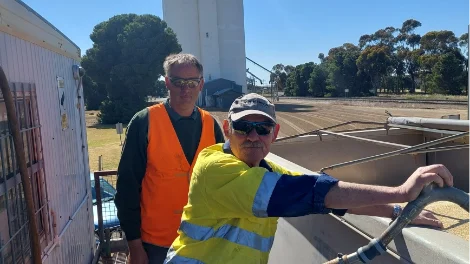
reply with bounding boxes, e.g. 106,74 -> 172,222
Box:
165,141 -> 348,264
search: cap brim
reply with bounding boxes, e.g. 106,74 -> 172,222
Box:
230,110 -> 276,123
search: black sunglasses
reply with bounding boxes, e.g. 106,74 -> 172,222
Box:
169,77 -> 202,88
231,120 -> 275,136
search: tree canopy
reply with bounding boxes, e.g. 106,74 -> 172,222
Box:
82,14 -> 181,123
278,19 -> 468,97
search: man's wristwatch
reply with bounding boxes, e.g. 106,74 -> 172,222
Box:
391,204 -> 402,220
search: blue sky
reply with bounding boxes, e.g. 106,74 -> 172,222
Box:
23,0 -> 469,82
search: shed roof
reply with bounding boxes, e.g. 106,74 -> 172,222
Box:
205,78 -> 237,85
212,88 -> 233,96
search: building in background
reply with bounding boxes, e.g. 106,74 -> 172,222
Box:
162,0 -> 247,107
201,78 -> 243,109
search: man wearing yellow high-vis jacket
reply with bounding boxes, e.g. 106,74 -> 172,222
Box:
165,93 -> 451,264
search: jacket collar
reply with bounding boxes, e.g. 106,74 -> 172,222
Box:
165,98 -> 198,121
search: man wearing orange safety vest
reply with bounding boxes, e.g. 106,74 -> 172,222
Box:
114,53 -> 225,264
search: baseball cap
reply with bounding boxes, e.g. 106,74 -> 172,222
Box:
228,93 -> 276,123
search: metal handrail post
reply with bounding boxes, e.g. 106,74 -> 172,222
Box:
94,173 -> 108,257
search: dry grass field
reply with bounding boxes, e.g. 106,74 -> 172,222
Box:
86,111 -> 124,172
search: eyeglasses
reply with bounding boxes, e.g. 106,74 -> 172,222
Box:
169,77 -> 202,88
231,120 -> 275,136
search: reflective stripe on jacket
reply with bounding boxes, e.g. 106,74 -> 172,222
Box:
141,103 -> 215,247
165,143 -> 302,263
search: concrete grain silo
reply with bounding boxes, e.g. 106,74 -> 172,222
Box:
162,0 -> 247,107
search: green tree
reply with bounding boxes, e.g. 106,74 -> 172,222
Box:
395,19 -> 422,93
284,71 -> 296,96
359,27 -> 396,50
357,45 -> 393,94
308,64 -> 327,97
81,14 -> 181,124
325,43 -> 370,96
284,65 -> 295,75
154,80 -> 168,97
431,52 -> 465,95
284,68 -> 299,96
419,30 -> 463,94
420,30 -> 458,54
271,64 -> 288,91
82,75 -> 107,110
298,62 -> 315,96
326,44 -> 355,96
280,20 -> 465,96
359,26 -> 399,93
459,33 -> 468,94
459,33 -> 469,57
318,53 -> 326,63
284,63 -> 314,96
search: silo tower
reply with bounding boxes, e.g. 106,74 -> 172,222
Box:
162,0 -> 248,104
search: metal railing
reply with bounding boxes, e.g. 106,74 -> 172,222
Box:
320,131 -> 469,172
92,170 -> 128,263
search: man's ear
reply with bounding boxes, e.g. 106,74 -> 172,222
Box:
272,123 -> 280,143
223,119 -> 230,138
198,78 -> 204,92
164,76 -> 171,91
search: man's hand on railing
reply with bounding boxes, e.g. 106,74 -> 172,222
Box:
397,164 -> 453,202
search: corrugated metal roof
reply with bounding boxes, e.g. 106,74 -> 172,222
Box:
213,88 -> 232,96
205,78 -> 236,84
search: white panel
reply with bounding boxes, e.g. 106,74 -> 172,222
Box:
198,0 -> 221,81
217,0 -> 247,92
162,0 -> 202,61
0,31 -> 94,262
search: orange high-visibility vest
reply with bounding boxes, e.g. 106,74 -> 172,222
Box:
140,103 -> 215,247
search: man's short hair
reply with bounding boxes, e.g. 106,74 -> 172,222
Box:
163,53 -> 204,77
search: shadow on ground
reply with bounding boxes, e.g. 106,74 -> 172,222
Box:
274,103 -> 316,113
204,104 -> 315,113
88,124 -> 129,129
